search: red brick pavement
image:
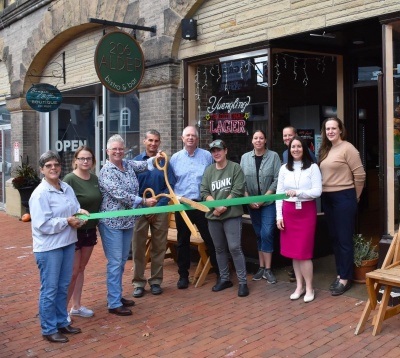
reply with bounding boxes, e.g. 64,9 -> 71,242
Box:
1,211 -> 400,357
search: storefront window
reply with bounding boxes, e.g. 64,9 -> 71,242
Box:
106,90 -> 140,160
271,50 -> 337,159
50,97 -> 96,178
194,49 -> 269,163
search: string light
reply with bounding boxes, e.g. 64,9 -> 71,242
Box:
202,66 -> 208,89
273,54 -> 280,86
194,67 -> 200,100
195,53 -> 330,91
303,60 -> 308,86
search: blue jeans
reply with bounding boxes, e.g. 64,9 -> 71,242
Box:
248,204 -> 276,253
99,223 -> 133,309
34,243 -> 75,335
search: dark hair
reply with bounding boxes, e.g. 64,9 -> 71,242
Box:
286,136 -> 313,171
252,129 -> 267,148
39,151 -> 61,168
73,145 -> 96,169
318,117 -> 346,163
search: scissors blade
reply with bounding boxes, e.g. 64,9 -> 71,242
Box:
177,196 -> 210,212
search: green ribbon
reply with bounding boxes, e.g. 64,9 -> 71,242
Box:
76,193 -> 287,220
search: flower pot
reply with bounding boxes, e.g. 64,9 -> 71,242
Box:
17,186 -> 37,214
353,258 -> 379,283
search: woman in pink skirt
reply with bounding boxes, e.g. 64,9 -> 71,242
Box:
276,136 -> 322,302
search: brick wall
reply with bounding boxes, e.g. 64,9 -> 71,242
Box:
1,0 -> 400,168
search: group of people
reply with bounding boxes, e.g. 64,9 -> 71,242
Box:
276,119 -> 365,302
29,117 -> 365,343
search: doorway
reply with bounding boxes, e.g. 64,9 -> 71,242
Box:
355,86 -> 382,242
0,124 -> 11,208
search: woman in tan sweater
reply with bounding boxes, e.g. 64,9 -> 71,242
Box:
319,117 -> 365,296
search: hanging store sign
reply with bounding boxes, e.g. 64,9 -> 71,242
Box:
26,84 -> 62,112
205,95 -> 251,134
94,30 -> 144,94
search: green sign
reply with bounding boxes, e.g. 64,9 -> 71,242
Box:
26,84 -> 63,112
94,30 -> 145,94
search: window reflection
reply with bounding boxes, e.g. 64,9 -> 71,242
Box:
195,51 -> 269,163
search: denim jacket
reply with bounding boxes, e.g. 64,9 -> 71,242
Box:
240,149 -> 281,206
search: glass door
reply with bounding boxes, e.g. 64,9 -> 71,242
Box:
105,89 -> 140,160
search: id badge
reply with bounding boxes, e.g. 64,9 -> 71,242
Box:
295,201 -> 302,210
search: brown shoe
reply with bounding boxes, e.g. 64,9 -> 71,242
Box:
121,297 -> 135,307
108,306 -> 132,316
43,332 -> 69,343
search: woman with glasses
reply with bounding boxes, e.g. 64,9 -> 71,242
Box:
201,140 -> 248,297
98,134 -> 162,316
63,146 -> 102,321
29,151 -> 89,343
240,129 -> 281,284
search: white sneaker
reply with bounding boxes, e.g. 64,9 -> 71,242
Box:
70,306 -> 94,317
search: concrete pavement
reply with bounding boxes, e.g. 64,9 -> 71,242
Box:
1,211 -> 399,357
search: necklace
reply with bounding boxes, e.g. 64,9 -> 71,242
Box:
293,163 -> 302,189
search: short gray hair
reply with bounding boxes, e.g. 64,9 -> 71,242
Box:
39,151 -> 61,168
107,134 -> 125,149
145,129 -> 161,139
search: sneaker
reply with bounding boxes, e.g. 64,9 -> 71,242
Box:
252,267 -> 265,281
263,269 -> 277,284
67,314 -> 72,324
70,306 -> 94,317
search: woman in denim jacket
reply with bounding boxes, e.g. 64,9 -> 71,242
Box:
240,129 -> 281,284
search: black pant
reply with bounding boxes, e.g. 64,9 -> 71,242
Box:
175,209 -> 219,279
322,188 -> 357,280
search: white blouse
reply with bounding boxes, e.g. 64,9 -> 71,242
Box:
276,161 -> 322,220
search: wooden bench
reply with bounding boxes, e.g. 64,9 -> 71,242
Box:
144,212 -> 212,287
355,232 -> 400,336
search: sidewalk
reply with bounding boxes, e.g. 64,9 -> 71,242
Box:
1,211 -> 399,358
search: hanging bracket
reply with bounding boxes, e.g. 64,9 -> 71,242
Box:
27,52 -> 66,85
89,18 -> 156,37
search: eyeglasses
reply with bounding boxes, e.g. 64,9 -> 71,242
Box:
76,157 -> 93,162
44,163 -> 61,169
109,148 -> 124,152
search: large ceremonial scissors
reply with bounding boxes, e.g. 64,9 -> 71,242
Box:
143,153 -> 209,238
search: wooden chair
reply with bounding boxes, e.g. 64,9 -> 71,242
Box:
355,232 -> 400,336
166,212 -> 212,287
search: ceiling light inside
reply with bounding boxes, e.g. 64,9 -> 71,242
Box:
309,31 -> 336,39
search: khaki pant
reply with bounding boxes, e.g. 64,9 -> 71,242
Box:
132,213 -> 169,287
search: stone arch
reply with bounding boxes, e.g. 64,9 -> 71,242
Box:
19,0 -> 141,97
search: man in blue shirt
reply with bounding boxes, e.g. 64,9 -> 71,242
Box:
132,129 -> 175,297
170,126 -> 219,289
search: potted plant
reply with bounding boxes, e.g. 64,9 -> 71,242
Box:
12,156 -> 41,214
353,233 -> 379,283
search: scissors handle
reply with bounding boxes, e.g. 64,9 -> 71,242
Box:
155,152 -> 168,171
